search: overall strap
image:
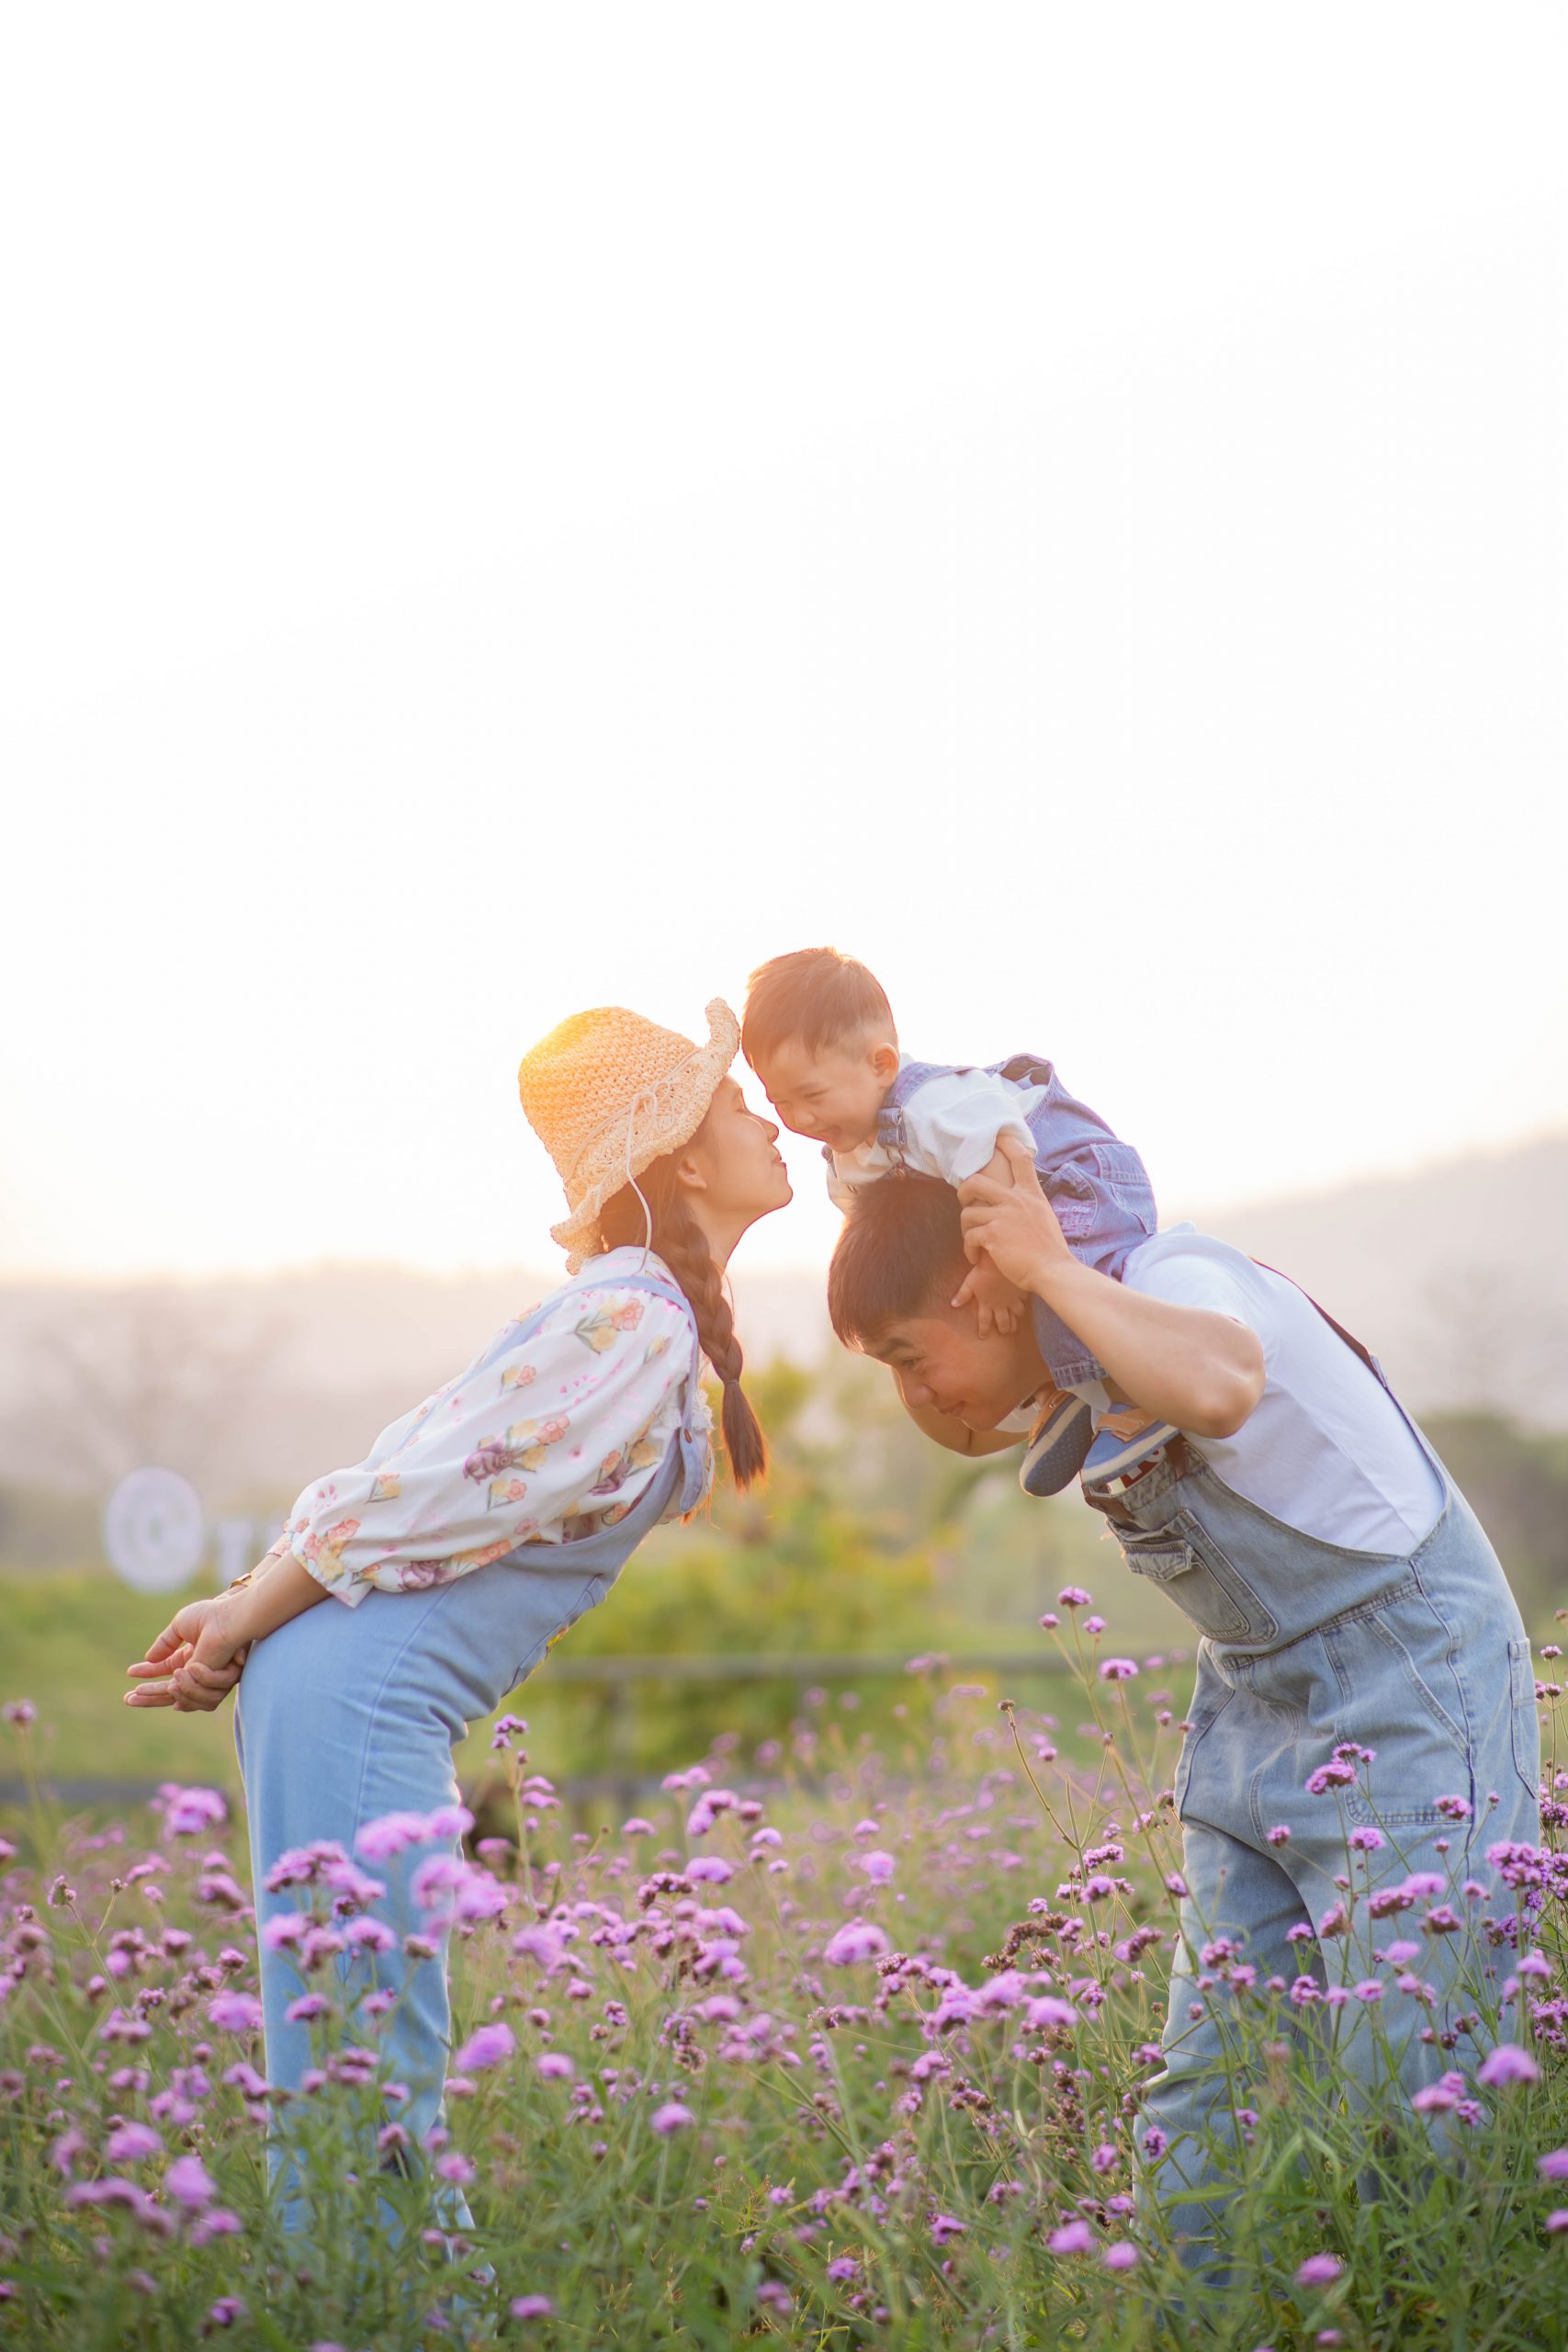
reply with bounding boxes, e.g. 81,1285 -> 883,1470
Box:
1247,1257 -> 1391,1391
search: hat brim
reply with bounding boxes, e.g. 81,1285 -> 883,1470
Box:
548,998 -> 741,1266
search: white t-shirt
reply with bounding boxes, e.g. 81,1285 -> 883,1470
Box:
1118,1225 -> 1443,1555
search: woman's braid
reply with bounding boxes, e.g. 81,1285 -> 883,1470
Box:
596,1164 -> 767,1491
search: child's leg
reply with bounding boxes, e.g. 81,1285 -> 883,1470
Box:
1030,1143 -> 1158,1389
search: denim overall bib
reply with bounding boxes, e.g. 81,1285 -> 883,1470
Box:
232,1266 -> 710,2233
1080,1281 -> 1542,2240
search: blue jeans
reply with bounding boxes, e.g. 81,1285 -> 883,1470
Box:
1082,1405 -> 1541,2260
231,1269 -> 708,2244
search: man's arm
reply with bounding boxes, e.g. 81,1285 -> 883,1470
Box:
959,1136 -> 1265,1438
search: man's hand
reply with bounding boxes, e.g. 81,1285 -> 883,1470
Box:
949,1257 -> 1024,1338
957,1132 -> 1071,1295
124,1596 -> 251,1714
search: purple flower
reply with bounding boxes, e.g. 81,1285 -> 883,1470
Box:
106,2121 -> 163,2162
1295,2254 -> 1343,2288
854,1849 -> 897,1883
435,2151 -> 476,2184
536,2052 -> 574,2081
827,2256 -> 860,2281
651,2101 -> 694,2134
1305,1761 -> 1356,1795
1478,2042 -> 1540,2089
1100,1658 -> 1138,1681
1049,2221 -> 1093,2255
930,2213 -> 968,2246
165,2154 -> 216,2209
687,1857 -> 733,1884
1058,1587 -> 1091,1609
207,1992 -> 264,2035
1538,2148 -> 1568,2182
1024,1996 -> 1077,2033
155,1783 -> 228,1838
1348,1827 -> 1383,1852
3,1699 -> 38,1726
1102,2240 -> 1140,2271
510,2298 -> 554,2321
1267,1825 -> 1292,1846
823,1922 -> 889,1966
454,2022 -> 515,2074
1547,2211 -> 1568,2237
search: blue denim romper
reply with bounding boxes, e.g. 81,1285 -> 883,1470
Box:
232,1265 -> 710,2232
881,1053 -> 1157,1388
1079,1287 -> 1542,2237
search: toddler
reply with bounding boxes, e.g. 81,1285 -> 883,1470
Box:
742,945 -> 1171,1493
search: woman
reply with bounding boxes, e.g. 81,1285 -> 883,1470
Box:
123,998 -> 790,2235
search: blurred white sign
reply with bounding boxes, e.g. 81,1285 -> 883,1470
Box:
101,1467 -> 207,1594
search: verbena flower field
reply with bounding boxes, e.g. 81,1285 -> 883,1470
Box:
3,1601 -> 1567,2350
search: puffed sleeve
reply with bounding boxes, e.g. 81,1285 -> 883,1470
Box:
892,1068 -> 1035,1187
279,1285 -> 698,1607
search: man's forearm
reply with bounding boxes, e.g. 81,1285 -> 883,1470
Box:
1027,1259 -> 1264,1437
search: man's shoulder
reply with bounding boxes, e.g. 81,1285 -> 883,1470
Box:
1121,1226 -> 1272,1307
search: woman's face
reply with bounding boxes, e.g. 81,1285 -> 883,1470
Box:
683,1076 -> 793,1238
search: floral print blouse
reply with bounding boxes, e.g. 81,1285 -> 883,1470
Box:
269,1250 -> 713,1608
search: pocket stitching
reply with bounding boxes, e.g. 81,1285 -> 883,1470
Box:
1171,1510 -> 1280,1643
1509,1637 -> 1541,1807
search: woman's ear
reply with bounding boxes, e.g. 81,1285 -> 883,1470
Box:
671,1141 -> 710,1197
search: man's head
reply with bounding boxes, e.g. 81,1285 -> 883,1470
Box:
741,946 -> 899,1152
828,1173 -> 1048,1428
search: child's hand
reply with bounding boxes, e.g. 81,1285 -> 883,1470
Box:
124,1597 -> 252,1713
951,1258 -> 1024,1338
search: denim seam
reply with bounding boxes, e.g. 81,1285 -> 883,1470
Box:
1173,1690 -> 1236,1821
1406,1561 -> 1480,1793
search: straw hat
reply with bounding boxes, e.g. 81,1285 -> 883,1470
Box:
517,999 -> 740,1270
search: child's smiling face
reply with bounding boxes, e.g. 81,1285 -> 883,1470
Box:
750,1035 -> 900,1153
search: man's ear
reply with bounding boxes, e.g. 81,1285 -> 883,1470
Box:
868,1040 -> 900,1084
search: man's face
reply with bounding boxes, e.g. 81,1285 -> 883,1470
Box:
866,1302 -> 1045,1430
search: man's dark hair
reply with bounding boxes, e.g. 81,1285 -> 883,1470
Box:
827,1173 -> 970,1348
741,946 -> 896,1069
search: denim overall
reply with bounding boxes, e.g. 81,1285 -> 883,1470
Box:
1080,1284 -> 1542,2248
881,1053 -> 1157,1388
231,1265 -> 710,2237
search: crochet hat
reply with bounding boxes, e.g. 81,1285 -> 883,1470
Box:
517,999 -> 741,1271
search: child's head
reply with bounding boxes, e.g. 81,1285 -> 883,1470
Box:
741,947 -> 898,1151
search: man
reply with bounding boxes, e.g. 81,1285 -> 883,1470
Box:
827,1139 -> 1541,2255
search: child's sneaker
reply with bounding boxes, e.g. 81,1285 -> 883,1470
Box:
1018,1389 -> 1095,1497
1081,1404 -> 1180,1492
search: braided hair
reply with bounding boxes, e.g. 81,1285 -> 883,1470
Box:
596,1142 -> 768,1492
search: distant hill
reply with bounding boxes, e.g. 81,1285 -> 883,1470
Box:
1,1135 -> 1563,1521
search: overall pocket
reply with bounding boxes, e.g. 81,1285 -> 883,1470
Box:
513,1572 -> 606,1690
1510,1636 -> 1543,1811
1321,1599 -> 1472,1827
1118,1510 -> 1279,1645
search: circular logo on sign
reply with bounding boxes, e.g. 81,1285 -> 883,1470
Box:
102,1468 -> 207,1594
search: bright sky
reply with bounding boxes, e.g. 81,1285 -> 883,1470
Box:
4,5 -> 1564,1283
